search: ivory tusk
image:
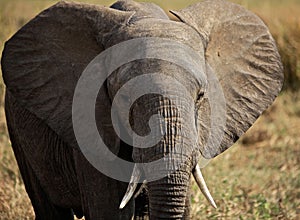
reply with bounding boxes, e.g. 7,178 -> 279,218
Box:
134,180 -> 147,199
119,164 -> 142,209
193,164 -> 217,209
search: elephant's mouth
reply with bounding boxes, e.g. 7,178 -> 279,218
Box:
119,163 -> 217,210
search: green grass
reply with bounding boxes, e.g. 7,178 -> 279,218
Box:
0,0 -> 299,219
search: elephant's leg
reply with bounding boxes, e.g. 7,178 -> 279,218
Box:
73,150 -> 134,220
5,91 -> 77,220
6,124 -> 73,220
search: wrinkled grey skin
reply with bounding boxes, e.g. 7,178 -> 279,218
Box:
1,0 -> 283,219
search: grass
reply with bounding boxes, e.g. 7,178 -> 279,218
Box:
191,92 -> 300,219
0,0 -> 299,219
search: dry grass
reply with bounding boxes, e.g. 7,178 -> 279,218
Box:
0,0 -> 299,219
191,92 -> 300,219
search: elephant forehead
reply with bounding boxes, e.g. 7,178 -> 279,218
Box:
107,59 -> 205,101
110,0 -> 169,20
103,18 -> 206,92
103,18 -> 205,57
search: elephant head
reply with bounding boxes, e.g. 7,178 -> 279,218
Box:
1,0 -> 283,219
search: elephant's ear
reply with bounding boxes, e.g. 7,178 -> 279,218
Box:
1,1 -> 134,152
171,0 -> 284,159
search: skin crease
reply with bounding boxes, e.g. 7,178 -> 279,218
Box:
1,0 -> 283,219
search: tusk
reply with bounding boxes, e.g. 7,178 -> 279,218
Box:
119,164 -> 142,209
193,164 -> 217,209
134,180 -> 147,199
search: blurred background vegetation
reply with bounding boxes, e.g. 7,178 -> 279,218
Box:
0,0 -> 299,219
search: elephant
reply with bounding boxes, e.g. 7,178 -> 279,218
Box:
1,0 -> 283,219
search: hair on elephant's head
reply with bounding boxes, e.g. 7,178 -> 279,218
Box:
1,0 -> 283,219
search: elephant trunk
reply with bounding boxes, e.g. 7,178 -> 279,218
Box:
147,168 -> 191,219
131,94 -> 197,219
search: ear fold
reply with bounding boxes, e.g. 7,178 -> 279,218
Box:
171,0 -> 284,159
1,1 -> 134,153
